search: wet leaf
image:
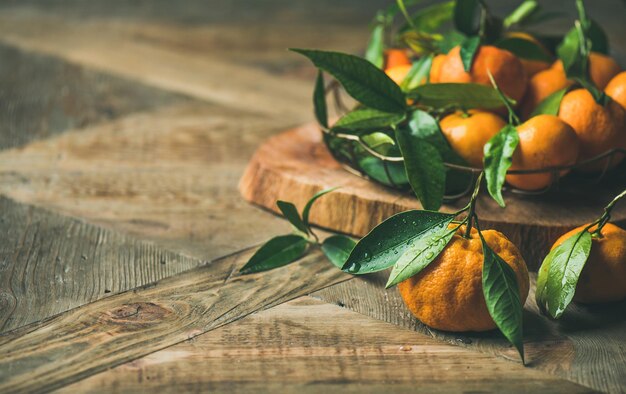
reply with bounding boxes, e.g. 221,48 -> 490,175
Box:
342,210 -> 455,274
386,224 -> 457,287
536,230 -> 592,319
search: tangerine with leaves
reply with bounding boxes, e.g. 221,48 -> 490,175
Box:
437,45 -> 528,104
551,223 -> 626,304
506,114 -> 580,190
398,225 -> 529,332
558,88 -> 626,171
439,110 -> 506,167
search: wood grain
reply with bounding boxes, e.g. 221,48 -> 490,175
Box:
60,297 -> 593,394
0,103 -> 292,262
0,42 -> 192,150
0,248 -> 349,393
0,196 -> 201,334
313,274 -> 626,393
240,124 -> 626,270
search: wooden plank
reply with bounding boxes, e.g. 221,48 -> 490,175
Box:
0,103 -> 292,262
240,124 -> 626,270
0,249 -> 349,393
0,196 -> 201,334
313,274 -> 626,393
59,297 -> 593,393
0,12 -> 319,121
0,42 -> 192,150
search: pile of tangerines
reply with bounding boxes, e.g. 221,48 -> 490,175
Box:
385,37 -> 626,190
289,1 -> 626,353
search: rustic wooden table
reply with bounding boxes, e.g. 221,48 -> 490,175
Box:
0,0 -> 624,392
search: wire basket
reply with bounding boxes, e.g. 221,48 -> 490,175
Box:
320,79 -> 626,202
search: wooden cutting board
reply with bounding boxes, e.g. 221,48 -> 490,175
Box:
239,123 -> 626,270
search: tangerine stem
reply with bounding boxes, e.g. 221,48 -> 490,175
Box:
594,188 -> 626,235
464,172 -> 484,239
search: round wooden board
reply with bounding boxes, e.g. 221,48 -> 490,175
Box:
239,123 -> 626,270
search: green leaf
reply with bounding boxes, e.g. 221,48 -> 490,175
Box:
480,231 -> 525,363
395,127 -> 446,210
322,235 -> 357,268
362,132 -> 396,155
503,0 -> 539,28
495,37 -> 552,62
537,230 -> 592,319
407,110 -> 472,192
302,187 -> 339,228
460,36 -> 481,72
291,48 -> 407,114
409,83 -> 511,109
332,107 -> 406,134
277,200 -> 309,234
401,55 -> 433,91
365,19 -> 385,68
401,1 -> 455,33
557,24 -> 588,82
342,210 -> 455,274
454,0 -> 481,36
313,71 -> 328,128
586,19 -> 609,54
483,125 -> 519,207
530,87 -> 568,117
358,157 -> 409,187
407,110 -> 454,163
240,235 -> 309,274
386,223 -> 457,288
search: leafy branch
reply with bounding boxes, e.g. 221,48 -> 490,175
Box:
240,188 -> 355,273
536,188 -> 626,318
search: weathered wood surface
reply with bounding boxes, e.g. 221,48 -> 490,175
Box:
314,274 -> 626,393
0,197 -> 201,334
0,102 -> 291,261
60,297 -> 593,394
0,0 -> 624,392
240,124 -> 626,270
0,248 -> 349,393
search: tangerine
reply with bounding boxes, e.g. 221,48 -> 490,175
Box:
439,110 -> 506,167
398,226 -> 529,332
506,115 -> 580,190
558,88 -> 626,171
551,223 -> 626,303
437,45 -> 528,104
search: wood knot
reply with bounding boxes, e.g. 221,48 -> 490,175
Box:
103,302 -> 170,325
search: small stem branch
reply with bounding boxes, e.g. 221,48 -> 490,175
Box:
594,189 -> 626,234
464,172 -> 484,238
